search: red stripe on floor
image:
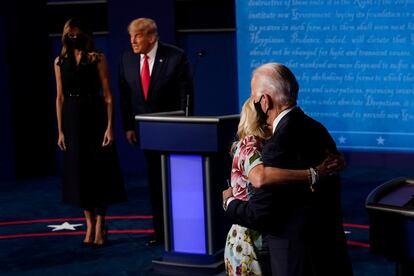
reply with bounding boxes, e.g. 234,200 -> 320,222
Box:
0,229 -> 154,239
343,223 -> 369,229
0,215 -> 153,226
347,240 -> 370,248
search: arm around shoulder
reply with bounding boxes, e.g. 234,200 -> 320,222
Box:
248,164 -> 310,188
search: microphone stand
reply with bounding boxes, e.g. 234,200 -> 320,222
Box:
185,94 -> 190,117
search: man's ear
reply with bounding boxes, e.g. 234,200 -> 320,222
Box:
149,34 -> 157,44
264,94 -> 273,110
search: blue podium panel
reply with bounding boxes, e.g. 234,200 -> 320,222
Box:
139,121 -> 218,152
169,154 -> 206,254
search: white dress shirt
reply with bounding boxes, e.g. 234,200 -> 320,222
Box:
140,41 -> 158,75
272,106 -> 295,134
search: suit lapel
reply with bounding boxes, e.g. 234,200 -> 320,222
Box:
148,43 -> 166,101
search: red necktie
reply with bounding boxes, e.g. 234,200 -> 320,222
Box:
141,55 -> 150,100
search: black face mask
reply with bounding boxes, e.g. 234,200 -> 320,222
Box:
65,34 -> 87,50
254,95 -> 269,128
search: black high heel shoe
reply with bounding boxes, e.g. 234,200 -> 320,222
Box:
93,225 -> 108,248
81,240 -> 94,247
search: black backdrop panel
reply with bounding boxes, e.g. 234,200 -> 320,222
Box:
46,1 -> 108,35
175,0 -> 235,30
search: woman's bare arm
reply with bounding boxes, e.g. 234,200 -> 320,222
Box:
248,165 -> 309,188
54,57 -> 66,151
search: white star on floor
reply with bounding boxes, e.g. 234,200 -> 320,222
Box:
376,136 -> 385,145
339,136 -> 347,144
47,222 -> 83,232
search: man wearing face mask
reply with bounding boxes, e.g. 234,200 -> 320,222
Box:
223,63 -> 353,276
118,18 -> 194,246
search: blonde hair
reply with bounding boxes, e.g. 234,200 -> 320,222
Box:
237,97 -> 271,140
128,17 -> 158,38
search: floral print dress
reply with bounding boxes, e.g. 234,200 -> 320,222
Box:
224,135 -> 264,276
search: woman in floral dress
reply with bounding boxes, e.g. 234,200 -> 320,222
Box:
224,98 -> 342,275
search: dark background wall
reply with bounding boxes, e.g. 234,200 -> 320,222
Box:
0,0 -> 238,179
0,14 -> 15,181
2,1 -> 56,180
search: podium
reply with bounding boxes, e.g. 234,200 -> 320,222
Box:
366,177 -> 414,276
135,112 -> 239,275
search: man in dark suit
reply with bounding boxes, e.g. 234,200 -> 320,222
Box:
119,17 -> 194,246
223,63 -> 352,275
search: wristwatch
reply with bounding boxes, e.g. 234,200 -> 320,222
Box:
309,167 -> 319,192
223,196 -> 234,211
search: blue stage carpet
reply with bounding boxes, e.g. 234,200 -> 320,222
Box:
1,166 -> 409,275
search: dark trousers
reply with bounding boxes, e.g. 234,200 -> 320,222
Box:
144,150 -> 164,240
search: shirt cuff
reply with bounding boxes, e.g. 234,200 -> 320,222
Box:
223,197 -> 235,211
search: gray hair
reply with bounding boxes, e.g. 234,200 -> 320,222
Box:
252,63 -> 299,106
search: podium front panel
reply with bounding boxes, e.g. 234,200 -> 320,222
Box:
139,121 -> 218,152
136,115 -> 238,273
168,154 -> 206,254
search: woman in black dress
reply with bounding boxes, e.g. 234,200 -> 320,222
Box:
54,18 -> 126,247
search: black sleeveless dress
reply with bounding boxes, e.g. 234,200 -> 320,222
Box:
59,53 -> 127,209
